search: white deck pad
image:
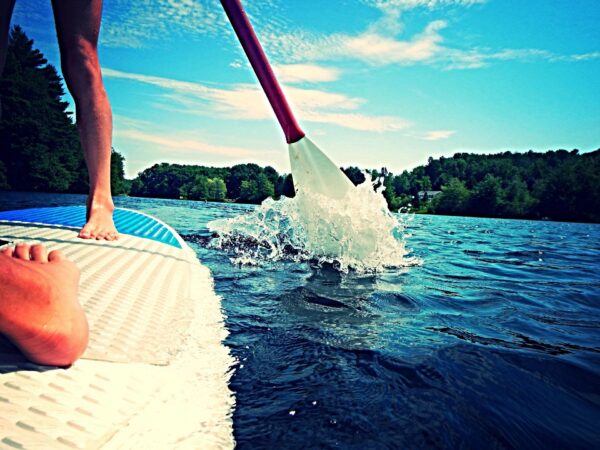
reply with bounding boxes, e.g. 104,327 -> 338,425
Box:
0,211 -> 235,449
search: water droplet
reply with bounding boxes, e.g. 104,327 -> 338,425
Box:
207,179 -> 419,272
289,410 -> 296,416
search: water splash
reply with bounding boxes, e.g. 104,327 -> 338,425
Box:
208,178 -> 419,272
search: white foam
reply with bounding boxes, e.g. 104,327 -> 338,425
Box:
208,178 -> 419,273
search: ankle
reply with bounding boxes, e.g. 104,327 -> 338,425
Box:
87,192 -> 114,211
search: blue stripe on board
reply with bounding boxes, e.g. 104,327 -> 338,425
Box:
0,206 -> 182,248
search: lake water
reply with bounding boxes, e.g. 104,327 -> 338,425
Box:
1,191 -> 599,449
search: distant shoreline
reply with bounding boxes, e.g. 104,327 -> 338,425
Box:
2,190 -> 599,225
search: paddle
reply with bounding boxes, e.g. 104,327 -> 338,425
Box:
220,0 -> 355,200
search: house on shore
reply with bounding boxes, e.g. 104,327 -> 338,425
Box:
417,190 -> 442,201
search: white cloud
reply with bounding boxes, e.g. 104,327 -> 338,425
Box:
262,30 -> 346,64
367,0 -> 485,11
344,20 -> 446,65
102,0 -> 223,48
263,20 -> 448,67
423,130 -> 455,140
259,0 -> 481,67
569,51 -> 600,61
303,111 -> 411,132
113,122 -> 285,177
266,20 -> 600,71
363,0 -> 484,35
115,128 -> 259,158
274,64 -> 341,83
287,86 -> 363,111
103,68 -> 410,132
100,0 -> 287,49
441,47 -> 600,70
97,0 -> 598,71
261,0 -> 599,71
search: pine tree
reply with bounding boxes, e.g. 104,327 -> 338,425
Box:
0,25 -> 83,192
0,25 -> 128,194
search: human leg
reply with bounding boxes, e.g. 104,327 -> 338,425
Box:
51,0 -> 117,240
0,243 -> 89,366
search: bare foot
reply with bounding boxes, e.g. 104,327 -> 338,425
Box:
79,195 -> 119,241
0,243 -> 89,366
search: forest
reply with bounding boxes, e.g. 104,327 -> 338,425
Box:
0,26 -> 128,196
129,162 -> 294,203
360,149 -> 600,223
1,26 -> 599,223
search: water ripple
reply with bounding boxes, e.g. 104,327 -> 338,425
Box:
4,193 -> 600,449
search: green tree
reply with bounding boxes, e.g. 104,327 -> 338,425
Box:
226,163 -> 262,199
275,173 -> 295,198
226,163 -> 275,203
0,26 -> 127,193
342,166 -> 366,186
239,179 -> 257,202
0,160 -> 9,189
382,173 -> 400,211
207,177 -> 227,201
468,174 -> 504,217
180,175 -> 209,200
256,173 -> 274,200
238,173 -> 274,203
392,171 -> 411,196
417,176 -> 432,192
502,177 -> 536,218
432,178 -> 470,215
0,26 -> 82,192
263,165 -> 279,188
110,149 -> 129,195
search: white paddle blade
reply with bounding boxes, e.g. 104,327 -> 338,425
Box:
288,136 -> 355,199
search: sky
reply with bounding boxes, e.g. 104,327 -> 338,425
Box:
11,0 -> 600,178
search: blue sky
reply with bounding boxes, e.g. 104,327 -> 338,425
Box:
12,0 -> 600,178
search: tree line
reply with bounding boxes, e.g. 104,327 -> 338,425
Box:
2,26 -> 599,222
348,149 -> 600,223
130,162 -> 294,203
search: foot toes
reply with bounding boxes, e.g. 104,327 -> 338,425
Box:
30,244 -> 49,263
14,243 -> 31,260
48,250 -> 65,262
1,246 -> 14,257
82,227 -> 118,241
79,227 -> 94,239
102,232 -> 118,241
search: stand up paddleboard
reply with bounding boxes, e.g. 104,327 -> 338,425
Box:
0,206 -> 234,449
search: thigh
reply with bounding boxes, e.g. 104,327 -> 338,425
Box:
51,0 -> 103,49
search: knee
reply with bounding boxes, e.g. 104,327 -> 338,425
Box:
60,39 -> 103,95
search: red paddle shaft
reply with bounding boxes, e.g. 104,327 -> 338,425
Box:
220,0 -> 305,144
